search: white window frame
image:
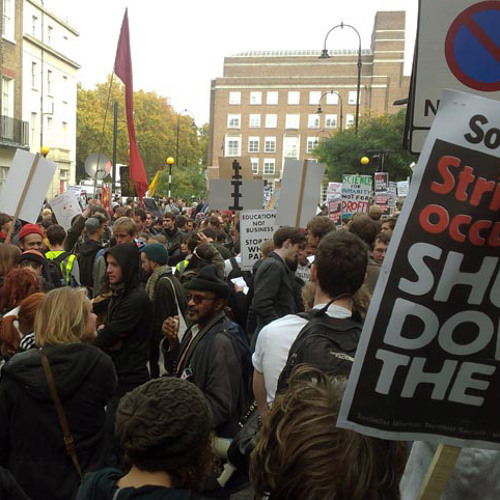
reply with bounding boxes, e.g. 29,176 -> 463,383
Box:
266,91 -> 278,105
251,158 -> 259,174
1,77 -> 14,118
32,15 -> 38,37
308,114 -> 320,129
348,91 -> 358,105
326,92 -> 339,105
31,62 -> 37,89
264,136 -> 276,154
248,136 -> 260,154
225,136 -> 241,156
307,137 -> 318,154
227,113 -> 241,129
47,69 -> 53,95
288,91 -> 300,105
265,114 -> 277,128
250,91 -> 262,105
325,114 -> 338,129
263,159 -> 276,175
346,113 -> 355,129
285,114 -> 300,129
309,91 -> 322,105
249,114 -> 261,128
283,136 -> 300,159
229,91 -> 241,105
3,0 -> 15,41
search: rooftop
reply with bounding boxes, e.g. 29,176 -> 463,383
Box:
231,49 -> 372,57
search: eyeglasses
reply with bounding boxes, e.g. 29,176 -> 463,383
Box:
186,294 -> 217,305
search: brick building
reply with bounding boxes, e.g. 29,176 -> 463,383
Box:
208,11 -> 410,190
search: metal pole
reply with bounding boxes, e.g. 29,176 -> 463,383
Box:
168,163 -> 172,198
355,43 -> 361,135
176,114 -> 180,174
112,100 -> 118,193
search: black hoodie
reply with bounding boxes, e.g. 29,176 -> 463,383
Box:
94,243 -> 150,394
0,344 -> 117,500
79,238 -> 105,289
76,468 -> 207,500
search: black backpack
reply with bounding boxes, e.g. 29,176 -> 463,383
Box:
276,303 -> 362,394
44,254 -> 68,288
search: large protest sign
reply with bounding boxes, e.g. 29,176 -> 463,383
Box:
397,180 -> 409,198
0,149 -> 57,224
374,172 -> 389,193
341,174 -> 372,219
326,182 -> 342,225
338,89 -> 500,450
50,191 -> 82,231
240,210 -> 276,271
276,159 -> 326,228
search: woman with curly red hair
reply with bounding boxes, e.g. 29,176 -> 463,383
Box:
0,268 -> 43,315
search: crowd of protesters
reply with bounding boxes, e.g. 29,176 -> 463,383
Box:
0,193 -> 487,500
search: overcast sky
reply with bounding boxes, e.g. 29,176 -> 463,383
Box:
51,0 -> 418,124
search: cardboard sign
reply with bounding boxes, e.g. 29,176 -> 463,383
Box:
0,149 -> 57,223
341,174 -> 372,219
208,180 -> 264,211
218,157 -> 254,180
397,180 -> 410,198
374,172 -> 389,193
338,89 -> 500,450
240,209 -> 277,271
276,159 -> 326,228
326,182 -> 343,225
50,191 -> 82,231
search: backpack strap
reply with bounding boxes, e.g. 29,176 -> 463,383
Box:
52,251 -> 71,264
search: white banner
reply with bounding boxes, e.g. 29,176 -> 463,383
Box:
240,209 -> 276,271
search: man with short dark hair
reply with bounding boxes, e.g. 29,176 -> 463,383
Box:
133,209 -> 147,233
45,224 -> 80,286
161,212 -> 183,264
249,226 -> 307,335
252,231 -> 368,412
306,216 -> 336,251
372,232 -> 390,266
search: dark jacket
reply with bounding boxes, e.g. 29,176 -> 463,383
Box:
249,251 -> 298,333
95,243 -> 150,394
79,238 -> 104,289
163,313 -> 250,438
77,468 -> 207,500
0,343 -> 117,500
162,228 -> 183,264
0,466 -> 29,500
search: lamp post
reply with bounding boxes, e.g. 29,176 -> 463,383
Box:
166,156 -> 175,198
320,22 -> 362,134
360,155 -> 369,174
176,109 -> 196,170
316,90 -> 344,131
314,129 -> 332,148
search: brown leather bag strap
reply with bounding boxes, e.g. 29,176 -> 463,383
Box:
40,350 -> 83,480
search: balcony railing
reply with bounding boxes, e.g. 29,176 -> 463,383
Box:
0,116 -> 29,147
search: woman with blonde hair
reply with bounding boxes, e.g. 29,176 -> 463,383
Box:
0,287 -> 117,500
251,365 -> 406,500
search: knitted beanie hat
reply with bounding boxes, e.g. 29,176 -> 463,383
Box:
18,224 -> 43,241
187,264 -> 229,298
19,250 -> 46,267
141,242 -> 168,265
115,378 -> 212,470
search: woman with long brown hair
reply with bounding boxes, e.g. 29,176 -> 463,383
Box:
0,268 -> 42,315
0,244 -> 21,296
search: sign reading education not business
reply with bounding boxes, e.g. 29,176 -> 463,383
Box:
240,210 -> 276,271
339,90 -> 500,450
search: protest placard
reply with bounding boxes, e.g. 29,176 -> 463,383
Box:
374,172 -> 389,193
276,159 -> 326,228
240,209 -> 276,271
397,180 -> 410,198
341,174 -> 372,219
338,89 -> 500,450
388,181 -> 397,213
50,191 -> 82,231
326,182 -> 342,225
0,149 -> 57,224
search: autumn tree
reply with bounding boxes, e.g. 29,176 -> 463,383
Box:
313,110 -> 416,181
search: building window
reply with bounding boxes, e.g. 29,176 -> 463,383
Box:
62,121 -> 68,141
229,91 -> 241,105
326,92 -> 339,105
308,114 -> 320,129
30,112 -> 37,144
31,62 -> 38,89
285,114 -> 300,129
251,158 -> 259,174
250,91 -> 262,105
288,91 -> 300,105
47,25 -> 53,43
309,91 -> 322,105
47,70 -> 53,95
265,114 -> 277,128
263,159 -> 276,175
248,137 -> 259,153
264,137 -> 276,153
3,0 -> 15,40
2,77 -> 14,117
346,114 -> 355,129
325,114 -> 337,129
249,114 -> 261,128
46,116 -> 53,132
225,136 -> 241,156
348,91 -> 358,105
266,91 -> 278,105
227,113 -> 241,128
32,15 -> 38,37
62,76 -> 68,103
283,137 -> 299,159
307,137 -> 318,154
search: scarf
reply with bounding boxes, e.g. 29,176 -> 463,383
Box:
145,264 -> 171,300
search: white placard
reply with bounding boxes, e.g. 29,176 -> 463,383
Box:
50,191 -> 83,231
208,179 -> 264,211
0,150 -> 57,223
240,209 -> 277,271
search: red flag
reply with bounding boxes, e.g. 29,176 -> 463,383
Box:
114,9 -> 148,199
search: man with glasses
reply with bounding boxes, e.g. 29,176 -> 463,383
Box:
162,264 -> 251,439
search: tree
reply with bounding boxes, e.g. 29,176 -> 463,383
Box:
313,110 -> 417,181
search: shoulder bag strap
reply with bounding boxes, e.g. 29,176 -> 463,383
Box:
40,350 -> 83,480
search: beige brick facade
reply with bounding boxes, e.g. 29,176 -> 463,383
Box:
208,11 -> 410,187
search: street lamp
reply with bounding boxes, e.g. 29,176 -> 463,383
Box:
166,156 -> 175,198
316,90 -> 344,131
176,109 -> 196,170
320,22 -> 362,134
360,156 -> 370,173
314,129 -> 332,147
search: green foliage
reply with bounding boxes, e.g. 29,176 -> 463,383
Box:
313,110 -> 417,181
76,77 -> 206,192
155,164 -> 206,201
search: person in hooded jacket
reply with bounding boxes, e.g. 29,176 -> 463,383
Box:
0,287 -> 117,500
94,242 -> 150,407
